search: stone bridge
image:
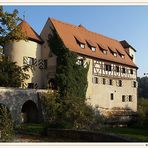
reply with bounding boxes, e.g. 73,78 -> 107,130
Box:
0,87 -> 47,124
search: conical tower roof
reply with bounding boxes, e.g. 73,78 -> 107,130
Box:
18,20 -> 43,44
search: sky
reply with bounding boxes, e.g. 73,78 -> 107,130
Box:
3,5 -> 148,77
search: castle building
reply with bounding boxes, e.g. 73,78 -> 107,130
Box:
4,18 -> 138,114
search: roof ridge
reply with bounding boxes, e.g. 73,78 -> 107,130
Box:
50,17 -> 119,44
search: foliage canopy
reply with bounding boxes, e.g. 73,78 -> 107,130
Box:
0,6 -> 26,49
0,57 -> 30,87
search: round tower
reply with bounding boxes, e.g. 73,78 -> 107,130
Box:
4,21 -> 44,89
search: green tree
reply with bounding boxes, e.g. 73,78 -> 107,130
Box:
0,104 -> 14,142
0,57 -> 30,87
41,92 -> 103,130
0,6 -> 26,50
137,77 -> 148,99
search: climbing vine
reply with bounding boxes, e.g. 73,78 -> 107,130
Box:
48,29 -> 89,99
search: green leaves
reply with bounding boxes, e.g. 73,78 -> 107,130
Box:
0,104 -> 14,142
48,29 -> 89,99
0,57 -> 30,87
0,6 -> 26,49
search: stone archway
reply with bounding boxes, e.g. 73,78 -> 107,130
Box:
21,100 -> 38,123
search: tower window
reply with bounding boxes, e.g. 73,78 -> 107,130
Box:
133,81 -> 137,87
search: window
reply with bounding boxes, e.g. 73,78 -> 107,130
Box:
27,57 -> 34,65
94,77 -> 99,84
105,64 -> 112,71
28,83 -> 34,89
129,95 -> 132,102
91,47 -> 96,52
117,80 -> 122,87
115,66 -> 120,72
121,55 -> 125,59
130,69 -> 133,74
133,81 -> 137,88
109,79 -> 113,85
110,93 -> 114,100
80,43 -> 85,49
119,80 -> 122,87
103,50 -> 107,54
122,95 -> 125,102
76,59 -> 83,66
103,78 -> 106,85
122,67 -> 126,73
113,52 -> 117,57
44,60 -> 47,69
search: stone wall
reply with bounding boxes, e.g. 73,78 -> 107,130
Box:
0,87 -> 47,124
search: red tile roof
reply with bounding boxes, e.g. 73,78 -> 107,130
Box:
49,18 -> 137,68
18,21 -> 43,44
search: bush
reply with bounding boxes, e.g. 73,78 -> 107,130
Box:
40,92 -> 104,130
130,98 -> 148,128
0,105 -> 14,142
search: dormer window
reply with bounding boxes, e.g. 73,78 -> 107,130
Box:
116,49 -> 125,59
109,46 -> 117,57
80,43 -> 85,49
86,39 -> 96,52
121,55 -> 125,59
74,35 -> 85,49
113,52 -> 117,57
103,49 -> 107,54
91,47 -> 96,52
98,43 -> 108,54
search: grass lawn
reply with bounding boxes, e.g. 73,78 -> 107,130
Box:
102,127 -> 148,142
15,123 -> 46,134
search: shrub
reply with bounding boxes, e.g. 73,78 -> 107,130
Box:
0,104 -> 14,142
40,92 -> 104,130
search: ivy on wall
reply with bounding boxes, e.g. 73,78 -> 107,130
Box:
48,29 -> 89,99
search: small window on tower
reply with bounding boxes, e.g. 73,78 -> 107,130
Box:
27,57 -> 34,65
